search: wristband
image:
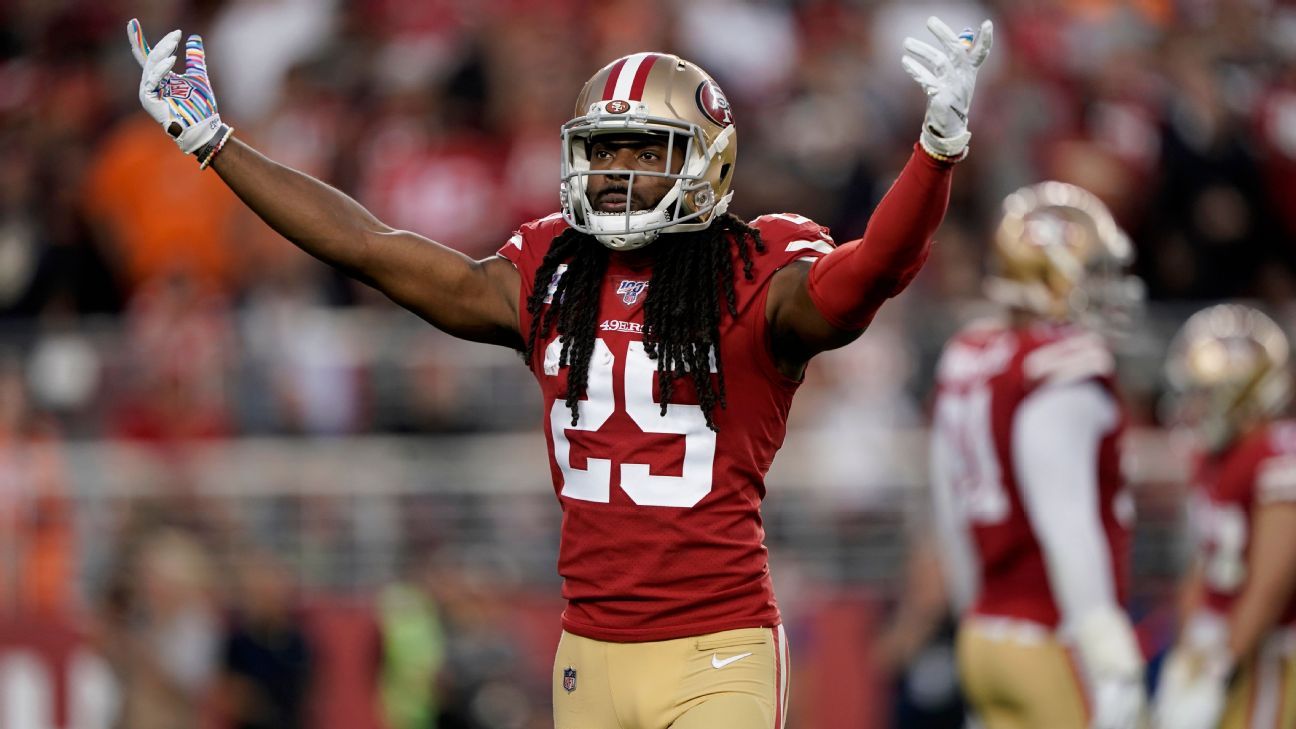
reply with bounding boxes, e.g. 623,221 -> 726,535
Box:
919,138 -> 969,163
197,123 -> 234,170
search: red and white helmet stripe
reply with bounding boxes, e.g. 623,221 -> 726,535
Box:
600,52 -> 664,101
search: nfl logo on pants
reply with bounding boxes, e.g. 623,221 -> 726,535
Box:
562,667 -> 577,693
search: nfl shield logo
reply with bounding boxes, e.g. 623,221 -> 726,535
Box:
562,666 -> 577,693
617,280 -> 648,305
161,76 -> 193,100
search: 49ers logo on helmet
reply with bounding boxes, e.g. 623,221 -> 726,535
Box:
605,100 -> 631,114
695,80 -> 733,127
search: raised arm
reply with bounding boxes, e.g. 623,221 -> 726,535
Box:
125,20 -> 521,348
766,17 -> 992,372
211,140 -> 521,347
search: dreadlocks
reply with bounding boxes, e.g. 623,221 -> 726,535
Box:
522,213 -> 765,431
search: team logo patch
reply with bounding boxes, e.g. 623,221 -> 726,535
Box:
605,100 -> 631,114
160,76 -> 193,100
616,279 -> 649,305
695,80 -> 733,127
544,264 -> 569,304
562,666 -> 577,693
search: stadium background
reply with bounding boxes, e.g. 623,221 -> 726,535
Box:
1,0 -> 1294,727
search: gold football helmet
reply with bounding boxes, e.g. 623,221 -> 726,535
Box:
560,52 -> 738,251
1165,304 -> 1292,452
984,181 -> 1142,329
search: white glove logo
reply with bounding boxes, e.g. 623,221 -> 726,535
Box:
902,16 -> 994,159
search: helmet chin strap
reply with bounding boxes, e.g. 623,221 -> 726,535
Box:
589,211 -> 668,251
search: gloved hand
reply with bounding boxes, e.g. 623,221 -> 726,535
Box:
126,18 -> 227,159
1090,676 -> 1147,729
902,16 -> 993,160
1075,607 -> 1147,729
1152,645 -> 1230,729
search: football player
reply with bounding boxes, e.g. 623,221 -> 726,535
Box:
929,182 -> 1146,729
1153,305 -> 1296,729
125,16 -> 992,729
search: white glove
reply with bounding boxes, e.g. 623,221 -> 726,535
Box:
126,19 -> 226,156
902,16 -> 993,159
1152,645 -> 1230,729
1091,677 -> 1146,729
1075,608 -> 1147,729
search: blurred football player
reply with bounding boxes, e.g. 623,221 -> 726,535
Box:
929,182 -> 1146,729
124,16 -> 993,729
1153,305 -> 1296,729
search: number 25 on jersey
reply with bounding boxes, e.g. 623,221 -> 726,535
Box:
545,337 -> 716,508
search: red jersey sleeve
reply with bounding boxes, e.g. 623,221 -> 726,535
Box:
806,144 -> 954,330
747,212 -> 835,271
496,213 -> 566,271
496,212 -> 568,300
739,213 -> 835,384
1255,424 -> 1296,506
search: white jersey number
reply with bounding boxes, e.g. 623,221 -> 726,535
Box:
932,384 -> 1011,524
1193,494 -> 1248,593
547,338 -> 716,508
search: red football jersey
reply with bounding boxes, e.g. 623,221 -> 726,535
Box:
1192,421 -> 1296,627
930,319 -> 1131,628
497,212 -> 834,642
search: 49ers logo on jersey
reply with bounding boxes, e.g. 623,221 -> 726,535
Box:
696,80 -> 733,127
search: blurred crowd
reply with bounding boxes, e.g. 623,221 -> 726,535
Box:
2,0 -> 1296,727
1,0 -> 1295,429
0,0 -> 1294,436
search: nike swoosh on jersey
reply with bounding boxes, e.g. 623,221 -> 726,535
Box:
711,652 -> 754,669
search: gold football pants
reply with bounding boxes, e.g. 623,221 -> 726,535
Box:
552,626 -> 789,729
1219,630 -> 1296,729
956,617 -> 1089,729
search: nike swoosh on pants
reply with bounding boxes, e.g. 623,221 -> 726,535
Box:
711,652 -> 754,669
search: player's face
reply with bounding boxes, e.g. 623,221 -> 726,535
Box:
585,136 -> 685,213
